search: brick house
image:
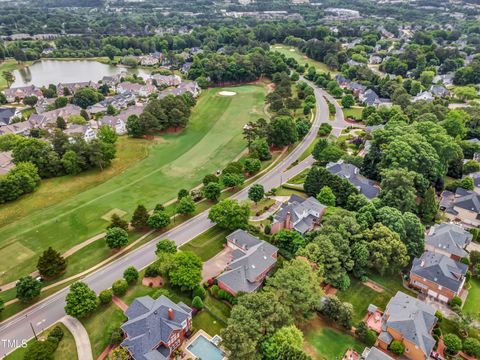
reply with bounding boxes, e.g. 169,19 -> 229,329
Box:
271,195 -> 326,235
121,295 -> 193,360
425,223 -> 472,261
409,251 -> 467,303
376,292 -> 437,360
217,230 -> 278,296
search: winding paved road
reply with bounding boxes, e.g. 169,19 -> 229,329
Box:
0,81 -> 334,358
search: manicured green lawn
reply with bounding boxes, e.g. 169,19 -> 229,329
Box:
343,107 -> 364,120
0,59 -> 22,90
0,85 -> 267,284
463,278 -> 480,320
367,273 -> 415,297
179,226 -> 229,261
271,45 -> 337,75
81,303 -> 127,358
249,198 -> 276,216
303,317 -> 364,360
4,323 -> 77,360
337,277 -> 392,324
193,310 -> 226,336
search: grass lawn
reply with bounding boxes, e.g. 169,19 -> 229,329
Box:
287,168 -> 310,185
275,185 -> 307,198
342,107 -> 364,120
193,310 -> 226,336
0,84 -> 267,284
249,197 -> 276,216
179,226 -> 229,262
81,303 -> 127,358
337,277 -> 392,324
463,278 -> 480,320
302,317 -> 364,360
271,45 -> 337,75
367,273 -> 415,297
4,323 -> 77,360
0,59 -> 21,90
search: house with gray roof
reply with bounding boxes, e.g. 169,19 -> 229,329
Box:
440,188 -> 480,227
217,230 -> 278,296
426,223 -> 472,261
0,107 -> 20,126
121,295 -> 193,360
429,85 -> 450,98
326,160 -> 380,199
271,195 -> 326,235
3,85 -> 43,102
375,291 -> 437,360
412,91 -> 434,103
361,347 -> 394,360
359,89 -> 381,106
410,251 -> 467,303
470,172 -> 480,192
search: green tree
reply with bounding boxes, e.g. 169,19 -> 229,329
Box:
98,125 -> 118,144
250,138 -> 272,160
312,143 -> 344,164
464,160 -> 480,174
177,195 -> 196,215
98,289 -> 113,304
192,296 -> 204,309
109,347 -> 131,360
156,239 -> 177,255
130,204 -> 149,230
177,188 -> 189,199
268,116 -> 298,148
262,325 -> 304,360
56,116 -> 67,129
108,213 -> 128,231
112,279 -> 129,296
420,187 -> 437,223
202,174 -> 219,186
169,252 -> 202,290
443,333 -> 462,355
244,158 -> 261,174
23,339 -> 57,360
208,199 -> 250,230
72,87 -> 104,109
147,211 -> 171,229
0,297 -> 4,314
123,266 -> 139,284
272,230 -> 305,255
37,247 -> 67,278
355,321 -> 377,346
248,184 -> 265,204
61,150 -> 83,175
463,338 -> 480,358
341,94 -> 355,108
105,227 -> 129,249
316,186 -> 336,206
380,168 -> 417,213
389,340 -> 405,355
23,95 -> 38,107
265,259 -> 323,321
203,182 -> 222,201
64,282 -> 98,318
2,71 -> 14,87
16,276 -> 41,303
126,115 -> 143,137
441,109 -> 469,139
54,96 -> 68,109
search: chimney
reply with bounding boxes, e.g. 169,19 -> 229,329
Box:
168,308 -> 174,321
284,212 -> 292,229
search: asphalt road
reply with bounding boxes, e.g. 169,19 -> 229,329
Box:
0,82 -> 330,357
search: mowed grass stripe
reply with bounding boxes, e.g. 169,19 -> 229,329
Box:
0,85 -> 266,283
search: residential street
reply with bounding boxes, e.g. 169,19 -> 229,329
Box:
0,82 -> 338,357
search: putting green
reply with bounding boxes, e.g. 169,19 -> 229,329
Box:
0,85 -> 267,283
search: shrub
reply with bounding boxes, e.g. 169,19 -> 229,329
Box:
210,285 -> 219,297
152,288 -> 171,299
264,224 -> 271,235
112,279 -> 129,296
318,123 -> 333,136
48,326 -> 64,342
435,310 -> 443,323
450,296 -> 462,308
192,296 -> 204,310
192,286 -> 206,300
123,266 -> 139,284
145,264 -> 159,277
389,340 -> 405,355
24,339 -> 57,360
444,333 -> 462,355
463,338 -> 480,358
99,289 -> 113,304
110,327 -> 124,345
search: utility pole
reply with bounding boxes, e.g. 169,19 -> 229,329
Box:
29,322 -> 38,340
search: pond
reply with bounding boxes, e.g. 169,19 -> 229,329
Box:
11,59 -> 151,88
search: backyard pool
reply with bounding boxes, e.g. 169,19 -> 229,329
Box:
187,334 -> 225,360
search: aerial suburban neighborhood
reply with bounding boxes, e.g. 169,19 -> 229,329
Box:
1,0 -> 480,360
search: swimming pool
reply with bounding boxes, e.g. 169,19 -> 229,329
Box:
187,334 -> 225,360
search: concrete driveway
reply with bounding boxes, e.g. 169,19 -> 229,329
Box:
61,315 -> 93,360
202,247 -> 233,283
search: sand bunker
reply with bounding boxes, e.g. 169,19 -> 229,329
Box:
219,91 -> 237,96
289,49 -> 295,51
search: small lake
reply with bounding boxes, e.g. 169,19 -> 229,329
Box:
11,59 -> 152,88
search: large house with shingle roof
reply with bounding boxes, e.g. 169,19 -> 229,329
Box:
409,251 -> 467,303
271,195 -> 326,234
217,230 -> 278,296
121,295 -> 193,360
440,188 -> 480,227
425,223 -> 472,261
361,347 -> 394,360
3,85 -> 43,102
376,291 -> 437,360
326,160 -> 380,199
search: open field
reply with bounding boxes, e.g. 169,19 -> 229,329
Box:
179,226 -> 229,262
271,45 -> 338,75
4,323 -> 77,360
302,317 -> 363,360
343,107 -> 364,120
0,85 -> 267,284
